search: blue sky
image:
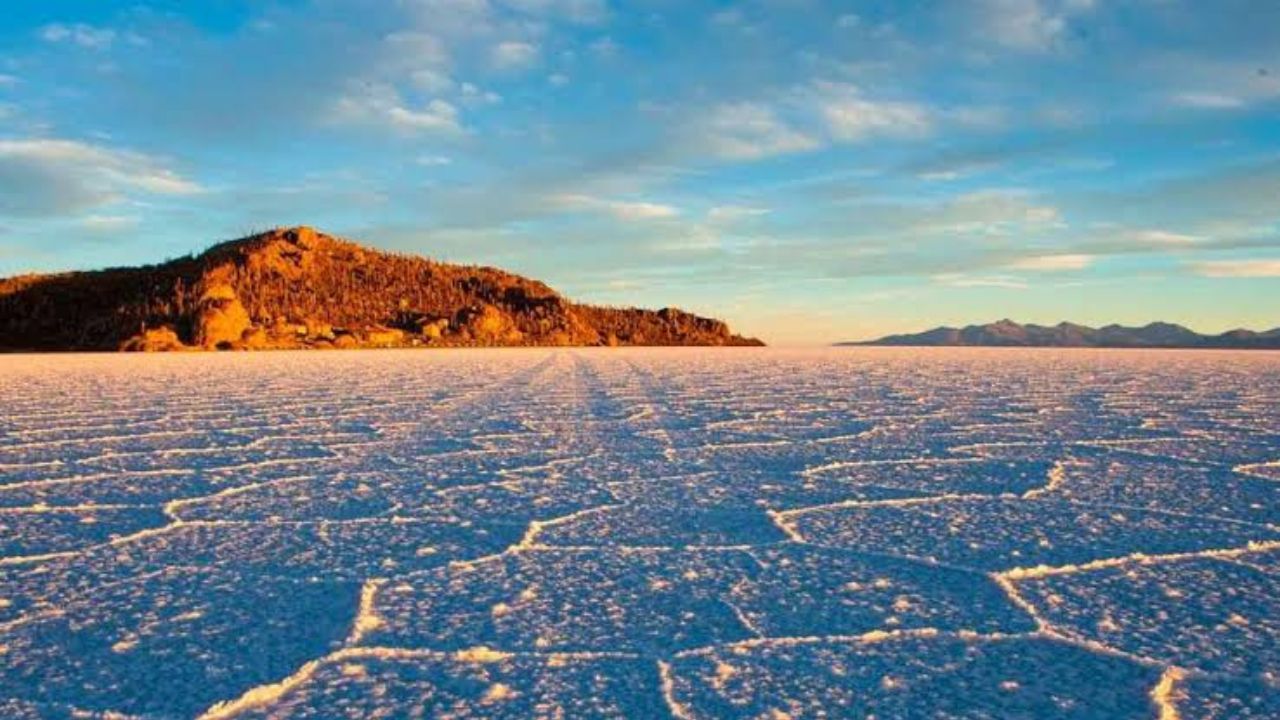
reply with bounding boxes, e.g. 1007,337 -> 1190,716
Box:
0,0 -> 1277,343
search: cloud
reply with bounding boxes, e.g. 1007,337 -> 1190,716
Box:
1156,57 -> 1280,111
588,36 -> 619,58
1064,158 -> 1280,231
686,82 -> 936,164
1190,259 -> 1280,278
491,41 -> 540,70
552,193 -> 679,220
80,214 -> 140,231
1006,253 -> 1094,271
695,102 -> 821,161
707,205 -> 770,223
388,101 -> 462,131
0,138 -> 200,217
502,0 -> 609,24
330,83 -> 462,133
381,31 -> 451,76
911,190 -> 1063,237
811,82 -> 931,141
1124,229 -> 1200,247
974,0 -> 1098,52
39,23 -> 117,49
1170,93 -> 1247,110
933,273 -> 1029,289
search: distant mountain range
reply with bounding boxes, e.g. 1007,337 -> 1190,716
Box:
843,320 -> 1280,349
0,226 -> 762,351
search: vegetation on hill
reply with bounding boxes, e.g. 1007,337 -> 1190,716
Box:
0,227 -> 763,351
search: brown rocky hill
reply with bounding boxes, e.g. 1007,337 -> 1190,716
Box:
0,226 -> 763,351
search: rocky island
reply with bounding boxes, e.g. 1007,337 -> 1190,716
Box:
0,227 -> 763,351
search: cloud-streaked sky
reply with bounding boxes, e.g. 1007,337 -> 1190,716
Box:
1,0 -> 1277,343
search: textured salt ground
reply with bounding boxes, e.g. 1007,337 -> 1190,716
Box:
0,348 -> 1277,719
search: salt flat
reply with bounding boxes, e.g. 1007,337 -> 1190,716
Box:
0,348 -> 1277,719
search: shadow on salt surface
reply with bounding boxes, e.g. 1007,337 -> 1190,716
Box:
0,698 -> 117,720
735,544 -> 1034,637
233,653 -> 668,720
0,470 -> 247,509
789,497 -> 1279,571
1045,449 -> 1280,525
681,430 -> 958,475
0,450 -> 456,509
0,567 -> 43,625
604,471 -> 930,510
0,567 -> 357,718
385,448 -> 592,490
1084,433 -> 1280,467
411,476 -> 620,526
1172,674 -> 1280,720
669,634 -> 1161,720
533,449 -> 683,484
532,503 -> 787,548
48,518 -> 524,582
172,470 -> 623,526
662,418 -> 876,450
74,438 -> 336,474
363,549 -> 759,655
362,545 -> 1032,657
802,458 -> 1056,499
1014,551 -> 1280,675
0,506 -> 169,557
0,428 -> 255,467
170,473 -> 400,522
0,699 -> 47,720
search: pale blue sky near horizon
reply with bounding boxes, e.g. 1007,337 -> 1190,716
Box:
0,0 -> 1277,344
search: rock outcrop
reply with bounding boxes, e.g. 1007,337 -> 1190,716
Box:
0,226 -> 763,351
118,327 -> 186,352
194,283 -> 252,349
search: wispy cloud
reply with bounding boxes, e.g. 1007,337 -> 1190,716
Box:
552,193 -> 680,221
504,0 -> 609,25
1190,259 -> 1280,278
933,273 -> 1029,289
811,82 -> 931,141
694,102 -> 820,161
1170,93 -> 1247,110
1007,253 -> 1094,271
0,139 -> 200,216
1158,58 -> 1280,111
707,205 -> 769,223
80,214 -> 140,231
973,0 -> 1099,52
330,84 -> 462,133
39,23 -> 117,49
1124,229 -> 1201,247
689,82 -> 934,163
491,41 -> 540,70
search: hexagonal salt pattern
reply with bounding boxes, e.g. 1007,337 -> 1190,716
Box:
1,348 -> 1276,718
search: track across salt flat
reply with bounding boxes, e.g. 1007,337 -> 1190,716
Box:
0,348 -> 1277,719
